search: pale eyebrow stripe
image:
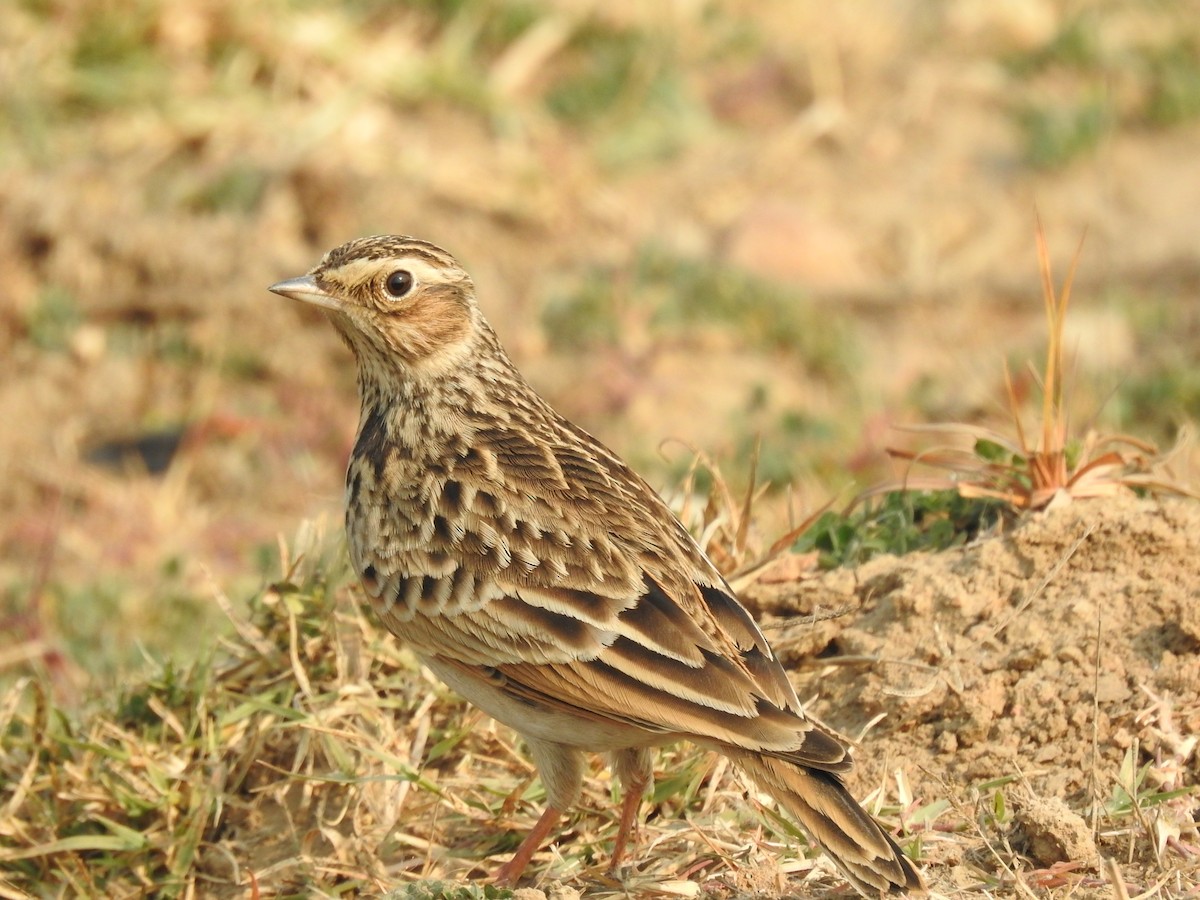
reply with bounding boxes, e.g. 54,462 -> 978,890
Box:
331,255 -> 457,287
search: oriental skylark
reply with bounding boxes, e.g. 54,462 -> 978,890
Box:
270,236 -> 924,895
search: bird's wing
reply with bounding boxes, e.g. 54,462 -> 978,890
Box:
375,423 -> 852,772
400,570 -> 851,770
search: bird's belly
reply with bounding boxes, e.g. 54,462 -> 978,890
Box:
420,655 -> 664,752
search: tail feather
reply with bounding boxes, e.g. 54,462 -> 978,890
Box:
729,750 -> 925,896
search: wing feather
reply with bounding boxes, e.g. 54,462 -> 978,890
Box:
365,419 -> 851,771
397,564 -> 851,771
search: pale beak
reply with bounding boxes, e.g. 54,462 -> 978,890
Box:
268,275 -> 343,311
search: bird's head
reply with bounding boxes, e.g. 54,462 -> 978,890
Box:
270,235 -> 483,378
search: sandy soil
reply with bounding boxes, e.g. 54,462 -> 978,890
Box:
744,494 -> 1200,892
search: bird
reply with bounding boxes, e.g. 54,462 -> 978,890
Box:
269,235 -> 925,895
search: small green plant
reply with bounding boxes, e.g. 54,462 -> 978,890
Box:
1004,15 -> 1103,77
971,777 -> 1019,857
1016,99 -> 1111,169
384,0 -> 544,116
543,19 -> 706,166
1006,16 -> 1200,167
876,222 -> 1196,512
545,21 -> 659,126
67,0 -> 169,112
1119,369 -> 1200,444
796,490 -> 1004,568
1104,744 -> 1197,820
1142,38 -> 1200,127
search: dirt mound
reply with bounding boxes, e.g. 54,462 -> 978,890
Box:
745,495 -> 1200,885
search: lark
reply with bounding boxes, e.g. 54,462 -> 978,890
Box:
270,236 -> 924,895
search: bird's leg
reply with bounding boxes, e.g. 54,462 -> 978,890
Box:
609,787 -> 644,870
609,748 -> 653,872
493,805 -> 563,886
493,740 -> 582,885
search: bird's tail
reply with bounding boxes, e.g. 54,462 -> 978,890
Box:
727,749 -> 925,896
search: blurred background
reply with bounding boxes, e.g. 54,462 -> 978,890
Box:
2,0 -> 1198,687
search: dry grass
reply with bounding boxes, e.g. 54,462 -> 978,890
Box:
3,507 -> 1198,898
0,519 -> 922,899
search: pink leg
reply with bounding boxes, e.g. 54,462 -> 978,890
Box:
608,786 -> 645,871
608,748 -> 652,872
493,805 -> 563,886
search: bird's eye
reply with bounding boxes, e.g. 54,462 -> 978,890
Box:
384,270 -> 414,299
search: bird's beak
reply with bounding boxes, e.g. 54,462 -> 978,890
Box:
268,275 -> 343,311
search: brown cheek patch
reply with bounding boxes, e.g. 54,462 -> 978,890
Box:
400,286 -> 472,359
